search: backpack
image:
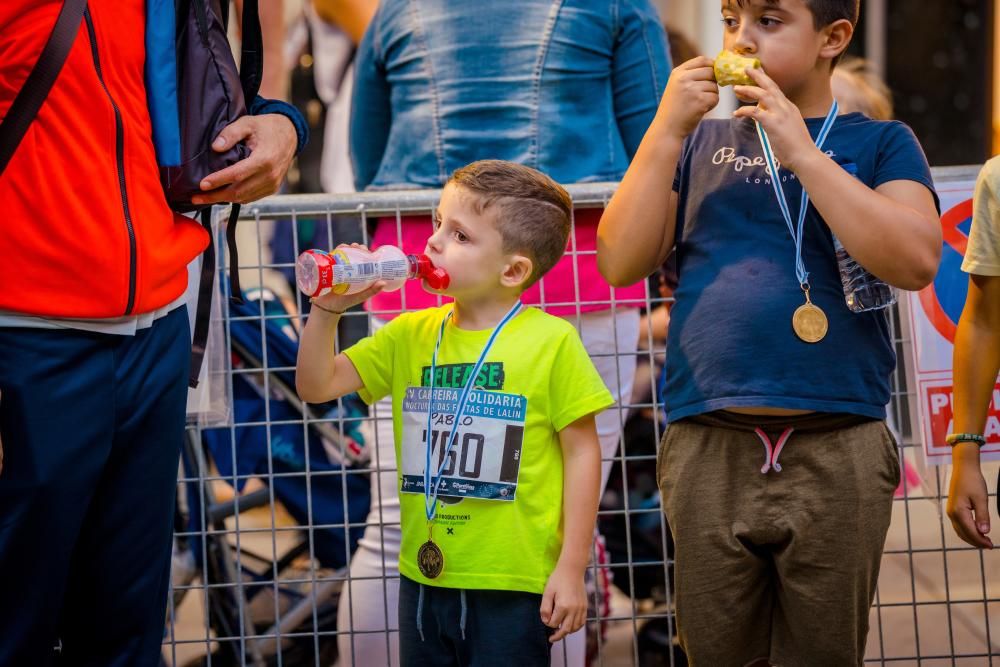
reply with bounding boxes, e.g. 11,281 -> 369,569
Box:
158,0 -> 263,388
0,0 -> 264,388
157,0 -> 262,212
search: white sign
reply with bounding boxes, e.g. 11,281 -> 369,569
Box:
906,167 -> 1000,464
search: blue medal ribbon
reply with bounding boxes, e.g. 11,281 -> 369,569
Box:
754,100 -> 839,290
423,301 -> 523,522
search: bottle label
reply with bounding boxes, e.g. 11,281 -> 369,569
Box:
333,258 -> 410,284
377,259 -> 410,279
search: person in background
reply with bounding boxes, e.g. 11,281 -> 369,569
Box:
664,24 -> 700,66
342,2 -> 670,664
831,55 -> 893,120
946,154 -> 1000,550
311,0 -> 379,193
266,0 -> 379,347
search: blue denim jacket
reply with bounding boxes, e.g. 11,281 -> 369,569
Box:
350,0 -> 671,190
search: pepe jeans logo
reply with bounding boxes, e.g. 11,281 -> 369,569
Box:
712,146 -> 836,184
713,147 -> 768,173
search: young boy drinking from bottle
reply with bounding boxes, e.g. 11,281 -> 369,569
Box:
597,0 -> 941,663
297,160 -> 613,666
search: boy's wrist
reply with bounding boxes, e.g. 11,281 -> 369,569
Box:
647,119 -> 688,155
952,440 -> 984,464
785,144 -> 828,175
556,552 -> 590,574
309,298 -> 346,317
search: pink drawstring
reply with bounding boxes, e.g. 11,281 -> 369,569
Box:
754,427 -> 794,474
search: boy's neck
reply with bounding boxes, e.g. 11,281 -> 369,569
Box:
787,77 -> 837,120
451,293 -> 523,331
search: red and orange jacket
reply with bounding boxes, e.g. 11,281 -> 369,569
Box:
0,0 -> 208,318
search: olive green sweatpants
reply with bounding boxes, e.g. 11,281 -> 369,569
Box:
658,411 -> 900,667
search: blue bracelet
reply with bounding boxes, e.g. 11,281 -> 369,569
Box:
250,96 -> 310,156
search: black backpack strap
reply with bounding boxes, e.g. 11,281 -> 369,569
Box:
225,204 -> 244,305
0,0 -> 88,175
222,0 -> 261,305
239,0 -> 263,103
189,209 -> 217,388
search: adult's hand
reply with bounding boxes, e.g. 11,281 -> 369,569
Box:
191,113 -> 297,207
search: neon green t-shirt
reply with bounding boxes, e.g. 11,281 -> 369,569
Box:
344,304 -> 614,593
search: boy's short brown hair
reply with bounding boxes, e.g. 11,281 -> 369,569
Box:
448,160 -> 572,288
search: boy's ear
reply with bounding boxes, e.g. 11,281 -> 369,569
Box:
820,18 -> 854,63
501,254 -> 533,290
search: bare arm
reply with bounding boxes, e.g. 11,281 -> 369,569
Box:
637,303 -> 671,351
597,131 -> 682,287
312,0 -> 378,43
793,157 -> 941,290
540,414 -> 602,642
947,273 -> 1000,548
597,57 -> 719,287
295,276 -> 384,403
295,310 -> 366,403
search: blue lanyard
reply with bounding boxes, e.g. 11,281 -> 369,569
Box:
754,100 -> 839,290
423,301 -> 523,522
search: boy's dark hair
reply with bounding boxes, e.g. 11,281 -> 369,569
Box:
806,0 -> 859,66
806,0 -> 860,29
448,160 -> 572,289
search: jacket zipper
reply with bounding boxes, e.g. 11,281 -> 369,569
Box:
84,9 -> 137,315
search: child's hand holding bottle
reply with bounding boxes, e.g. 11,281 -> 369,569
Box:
301,244 -> 387,316
297,242 -> 449,315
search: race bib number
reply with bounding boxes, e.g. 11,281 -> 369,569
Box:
400,386 -> 526,501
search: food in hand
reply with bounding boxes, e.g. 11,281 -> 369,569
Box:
714,50 -> 762,87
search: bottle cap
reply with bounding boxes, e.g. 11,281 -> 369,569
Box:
415,255 -> 450,290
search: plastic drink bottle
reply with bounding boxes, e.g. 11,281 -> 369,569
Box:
296,245 -> 450,297
831,235 -> 897,312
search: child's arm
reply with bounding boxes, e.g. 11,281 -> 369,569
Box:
947,273 -> 1000,548
733,68 -> 941,291
540,414 -> 602,643
597,56 -> 720,287
295,280 -> 384,403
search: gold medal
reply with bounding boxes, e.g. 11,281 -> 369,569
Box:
792,288 -> 828,343
417,524 -> 444,578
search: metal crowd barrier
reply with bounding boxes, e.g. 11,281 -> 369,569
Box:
163,167 -> 1000,666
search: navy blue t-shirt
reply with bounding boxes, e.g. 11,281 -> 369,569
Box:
663,113 -> 938,422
